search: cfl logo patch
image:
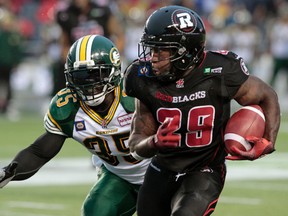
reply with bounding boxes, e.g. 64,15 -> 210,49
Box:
138,65 -> 151,76
172,9 -> 197,33
75,120 -> 86,131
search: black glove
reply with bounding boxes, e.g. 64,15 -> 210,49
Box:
0,162 -> 18,188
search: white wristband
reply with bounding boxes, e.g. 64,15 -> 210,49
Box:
131,151 -> 147,161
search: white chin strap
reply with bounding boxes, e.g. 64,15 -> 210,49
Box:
84,85 -> 108,107
85,95 -> 105,106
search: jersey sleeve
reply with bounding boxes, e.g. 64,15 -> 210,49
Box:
211,51 -> 249,99
222,51 -> 249,98
123,60 -> 153,99
123,61 -> 139,98
44,88 -> 79,137
120,80 -> 135,113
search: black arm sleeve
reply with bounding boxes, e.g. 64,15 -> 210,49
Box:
11,132 -> 66,181
123,62 -> 137,97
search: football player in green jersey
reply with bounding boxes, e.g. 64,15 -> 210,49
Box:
0,34 -> 150,216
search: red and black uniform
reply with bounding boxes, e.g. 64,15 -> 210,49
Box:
124,51 -> 249,216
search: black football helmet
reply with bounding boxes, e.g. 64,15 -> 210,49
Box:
65,35 -> 122,106
138,5 -> 206,81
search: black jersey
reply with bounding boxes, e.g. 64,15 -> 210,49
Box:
124,51 -> 249,172
56,2 -> 112,44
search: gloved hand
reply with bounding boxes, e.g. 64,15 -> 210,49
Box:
226,136 -> 274,161
0,162 -> 18,188
150,115 -> 181,149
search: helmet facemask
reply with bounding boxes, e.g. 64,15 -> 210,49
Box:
138,39 -> 182,81
65,62 -> 121,106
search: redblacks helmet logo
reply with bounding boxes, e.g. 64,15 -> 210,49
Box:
171,9 -> 197,33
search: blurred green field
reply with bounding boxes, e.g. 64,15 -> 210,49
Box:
0,113 -> 287,216
0,114 -> 91,159
0,179 -> 286,216
0,185 -> 91,216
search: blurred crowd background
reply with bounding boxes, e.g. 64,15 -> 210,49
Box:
0,0 -> 288,121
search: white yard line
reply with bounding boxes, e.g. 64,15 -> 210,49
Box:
0,158 -> 98,187
226,152 -> 288,181
6,201 -> 65,210
1,153 -> 288,187
1,211 -> 55,216
219,196 -> 262,205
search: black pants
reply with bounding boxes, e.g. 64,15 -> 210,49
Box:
137,159 -> 226,216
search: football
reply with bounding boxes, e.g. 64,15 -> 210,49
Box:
224,105 -> 265,155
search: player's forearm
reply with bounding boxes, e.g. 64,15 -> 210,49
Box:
256,83 -> 280,145
10,132 -> 65,180
129,135 -> 158,159
11,147 -> 50,180
261,96 -> 280,146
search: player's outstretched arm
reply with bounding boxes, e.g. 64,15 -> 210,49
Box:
0,132 -> 66,188
0,162 -> 18,188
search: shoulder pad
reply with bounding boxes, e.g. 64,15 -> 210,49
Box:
124,60 -> 139,76
210,50 -> 241,60
123,60 -> 139,97
123,60 -> 152,97
119,80 -> 135,113
49,88 -> 80,125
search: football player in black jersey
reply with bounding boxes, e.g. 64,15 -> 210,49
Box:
123,5 -> 280,216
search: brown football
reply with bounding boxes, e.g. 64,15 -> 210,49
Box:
224,105 -> 265,155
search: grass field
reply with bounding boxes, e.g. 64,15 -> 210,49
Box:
0,112 -> 287,216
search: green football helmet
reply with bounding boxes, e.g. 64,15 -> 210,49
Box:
65,35 -> 122,106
